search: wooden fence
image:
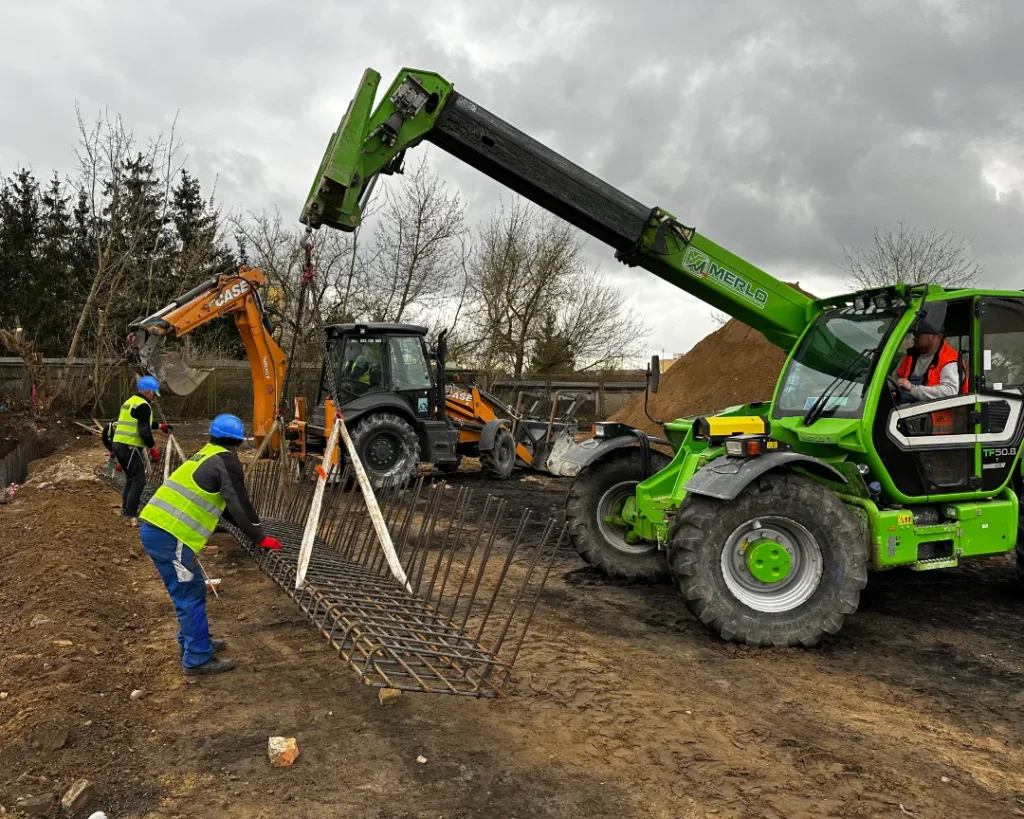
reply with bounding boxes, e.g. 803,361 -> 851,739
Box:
0,358 -> 646,422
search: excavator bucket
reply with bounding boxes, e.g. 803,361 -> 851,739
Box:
135,333 -> 213,396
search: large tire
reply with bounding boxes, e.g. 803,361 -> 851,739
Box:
565,447 -> 673,581
667,470 -> 868,647
347,413 -> 420,487
480,425 -> 515,479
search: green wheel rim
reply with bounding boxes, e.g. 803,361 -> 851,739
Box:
597,480 -> 654,556
720,515 -> 823,613
745,539 -> 793,583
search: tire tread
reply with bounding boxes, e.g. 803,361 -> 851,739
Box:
667,471 -> 868,647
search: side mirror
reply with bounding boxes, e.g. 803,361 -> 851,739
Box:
649,355 -> 660,394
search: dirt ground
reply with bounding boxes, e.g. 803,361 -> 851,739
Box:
3,437 -> 1024,818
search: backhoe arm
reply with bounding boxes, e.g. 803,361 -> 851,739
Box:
301,68 -> 817,351
131,267 -> 287,448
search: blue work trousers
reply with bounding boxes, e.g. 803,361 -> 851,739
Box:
139,521 -> 213,668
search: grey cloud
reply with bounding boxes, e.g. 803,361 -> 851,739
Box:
1,0 -> 1022,357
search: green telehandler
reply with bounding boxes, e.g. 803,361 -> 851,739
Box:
299,67 -> 1024,647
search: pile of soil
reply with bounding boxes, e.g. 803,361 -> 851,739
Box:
610,319 -> 788,434
611,284 -> 816,434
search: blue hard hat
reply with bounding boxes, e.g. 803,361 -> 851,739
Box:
138,374 -> 161,395
210,413 -> 245,441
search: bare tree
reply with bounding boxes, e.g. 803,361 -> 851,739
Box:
365,151 -> 467,324
228,197 -> 388,398
709,309 -> 729,327
465,197 -> 575,377
838,221 -> 984,290
555,267 -> 649,372
14,106 -> 188,413
464,196 -> 649,377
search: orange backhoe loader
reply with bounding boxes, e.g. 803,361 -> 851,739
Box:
129,273 -> 586,485
443,382 -> 585,479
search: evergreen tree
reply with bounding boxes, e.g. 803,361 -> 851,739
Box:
102,151 -> 174,319
528,311 -> 577,374
36,172 -> 80,351
0,168 -> 41,340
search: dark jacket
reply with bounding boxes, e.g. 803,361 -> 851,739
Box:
191,446 -> 265,543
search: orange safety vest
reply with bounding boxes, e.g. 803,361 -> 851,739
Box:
896,340 -> 968,393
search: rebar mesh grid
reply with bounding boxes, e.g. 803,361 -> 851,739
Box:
228,455 -> 562,696
98,445 -> 563,697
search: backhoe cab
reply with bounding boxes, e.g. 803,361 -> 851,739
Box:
288,322 -> 586,485
289,323 -> 459,485
299,65 -> 1024,647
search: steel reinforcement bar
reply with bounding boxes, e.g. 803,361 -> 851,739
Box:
227,455 -> 563,697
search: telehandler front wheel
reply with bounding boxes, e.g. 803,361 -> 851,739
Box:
565,447 -> 673,582
667,471 -> 868,647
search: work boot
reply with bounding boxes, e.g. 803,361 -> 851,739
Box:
179,639 -> 226,659
184,656 -> 236,676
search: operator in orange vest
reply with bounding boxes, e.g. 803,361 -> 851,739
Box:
894,302 -> 967,404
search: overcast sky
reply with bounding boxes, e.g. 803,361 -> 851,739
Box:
2,0 -> 1022,360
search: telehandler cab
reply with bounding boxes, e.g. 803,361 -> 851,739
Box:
298,66 -> 1024,647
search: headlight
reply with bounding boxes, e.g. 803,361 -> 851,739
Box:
725,439 -> 746,457
724,434 -> 781,457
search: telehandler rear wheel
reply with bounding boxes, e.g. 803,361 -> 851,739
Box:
565,447 -> 673,582
667,471 -> 868,647
481,426 -> 516,479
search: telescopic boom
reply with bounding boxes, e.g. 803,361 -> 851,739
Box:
301,68 -> 818,352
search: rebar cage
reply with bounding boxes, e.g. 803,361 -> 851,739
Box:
229,455 -> 563,697
100,442 -> 563,697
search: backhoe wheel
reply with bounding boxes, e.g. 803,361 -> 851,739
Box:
348,413 -> 420,488
565,447 -> 672,582
481,426 -> 515,479
667,471 -> 868,647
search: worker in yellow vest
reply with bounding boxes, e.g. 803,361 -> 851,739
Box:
112,375 -> 169,521
138,414 -> 282,675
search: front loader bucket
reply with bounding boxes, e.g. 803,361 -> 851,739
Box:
534,429 -> 583,477
136,334 -> 213,396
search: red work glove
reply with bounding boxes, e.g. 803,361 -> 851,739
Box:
114,462 -> 122,472
158,422 -> 172,433
259,536 -> 282,551
149,447 -> 160,462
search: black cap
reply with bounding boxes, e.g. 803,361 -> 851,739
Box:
914,301 -> 946,335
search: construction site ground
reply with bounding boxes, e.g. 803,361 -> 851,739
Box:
2,435 -> 1024,818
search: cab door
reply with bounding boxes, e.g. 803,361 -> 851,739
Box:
881,298 -> 980,498
386,334 -> 435,420
975,297 -> 1024,491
